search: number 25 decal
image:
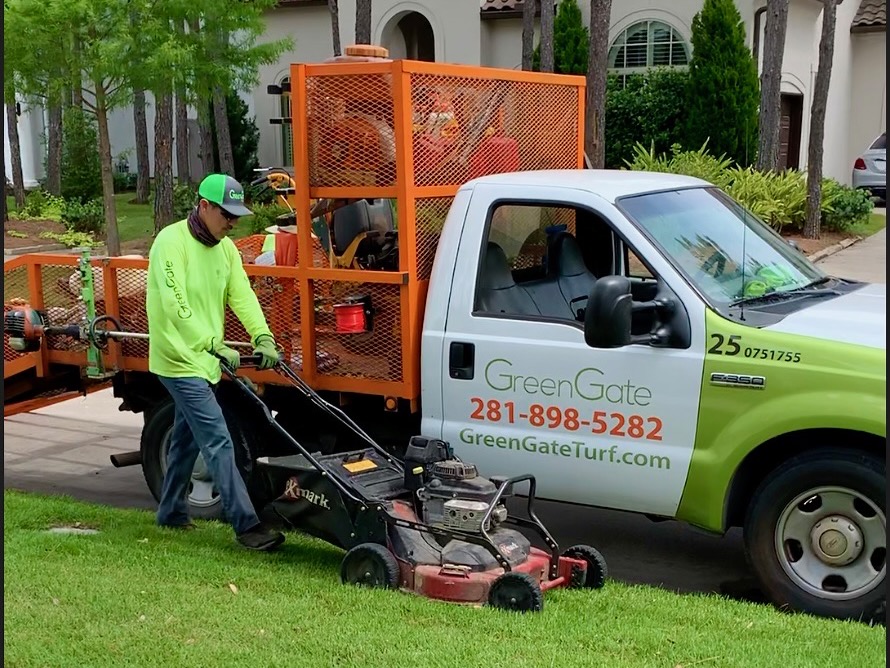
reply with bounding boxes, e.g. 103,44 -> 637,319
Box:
708,333 -> 741,356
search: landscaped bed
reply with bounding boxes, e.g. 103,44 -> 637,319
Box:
3,490 -> 884,668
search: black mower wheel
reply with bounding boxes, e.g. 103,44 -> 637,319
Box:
488,572 -> 544,613
563,544 -> 609,589
340,543 -> 401,589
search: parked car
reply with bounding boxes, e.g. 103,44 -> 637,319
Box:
852,132 -> 886,203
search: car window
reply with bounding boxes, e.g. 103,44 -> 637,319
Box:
870,133 -> 886,150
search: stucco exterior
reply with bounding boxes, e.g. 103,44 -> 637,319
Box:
5,0 -> 886,190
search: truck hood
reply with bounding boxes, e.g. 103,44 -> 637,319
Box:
765,283 -> 886,350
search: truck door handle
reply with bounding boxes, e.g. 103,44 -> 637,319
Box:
449,341 -> 475,380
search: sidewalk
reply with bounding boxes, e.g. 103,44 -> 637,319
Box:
816,227 -> 886,284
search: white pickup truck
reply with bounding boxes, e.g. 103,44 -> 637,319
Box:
97,168 -> 883,623
416,169 -> 885,622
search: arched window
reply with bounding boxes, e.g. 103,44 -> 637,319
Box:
608,20 -> 689,87
279,75 -> 293,166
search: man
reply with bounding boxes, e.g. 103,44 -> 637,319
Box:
145,173 -> 284,551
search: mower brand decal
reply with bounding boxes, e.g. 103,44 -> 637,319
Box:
709,372 -> 766,389
163,260 -> 192,320
283,477 -> 331,509
708,333 -> 802,363
458,428 -> 671,470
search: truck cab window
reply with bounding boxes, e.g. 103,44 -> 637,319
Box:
475,203 -> 613,324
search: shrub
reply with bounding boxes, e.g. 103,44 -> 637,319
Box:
723,167 -> 808,229
113,172 -> 137,193
821,181 -> 874,232
61,198 -> 105,235
684,0 -> 760,166
624,141 -> 734,189
605,69 -> 691,169
172,184 -> 199,219
20,190 -> 65,221
60,108 -> 103,204
533,0 -> 589,74
248,203 -> 292,235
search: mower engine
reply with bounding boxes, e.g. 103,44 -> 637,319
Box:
417,460 -> 509,534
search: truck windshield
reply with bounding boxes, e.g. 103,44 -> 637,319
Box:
617,186 -> 826,310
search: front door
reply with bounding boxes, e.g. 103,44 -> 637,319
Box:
437,186 -> 707,517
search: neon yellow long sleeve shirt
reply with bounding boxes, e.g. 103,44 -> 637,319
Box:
146,220 -> 272,384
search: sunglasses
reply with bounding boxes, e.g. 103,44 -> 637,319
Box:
215,205 -> 238,222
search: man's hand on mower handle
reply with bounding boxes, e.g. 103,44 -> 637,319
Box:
253,334 -> 279,371
211,340 -> 241,369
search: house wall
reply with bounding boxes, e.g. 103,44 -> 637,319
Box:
4,103 -> 45,188
849,30 -> 887,166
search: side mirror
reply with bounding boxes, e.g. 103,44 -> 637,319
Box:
787,239 -> 801,251
584,276 -> 633,348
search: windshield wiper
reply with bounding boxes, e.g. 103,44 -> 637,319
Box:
730,276 -> 836,307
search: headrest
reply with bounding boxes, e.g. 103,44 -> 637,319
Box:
481,242 -> 516,290
551,233 -> 588,277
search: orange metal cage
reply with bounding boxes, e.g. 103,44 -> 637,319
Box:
3,60 -> 585,410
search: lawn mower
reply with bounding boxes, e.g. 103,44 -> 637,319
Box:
223,353 -> 608,613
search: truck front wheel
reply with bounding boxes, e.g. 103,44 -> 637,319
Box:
140,396 -> 268,521
744,449 -> 885,622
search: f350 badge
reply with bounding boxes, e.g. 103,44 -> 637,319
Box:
710,372 -> 766,389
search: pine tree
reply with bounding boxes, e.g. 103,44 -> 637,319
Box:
534,0 -> 589,74
684,0 -> 760,166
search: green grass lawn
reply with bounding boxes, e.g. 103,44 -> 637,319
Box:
3,490 -> 884,668
850,211 -> 887,238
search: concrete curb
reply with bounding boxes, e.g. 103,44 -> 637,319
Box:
807,235 -> 864,263
4,243 -> 68,256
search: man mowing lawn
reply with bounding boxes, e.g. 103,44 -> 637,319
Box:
146,173 -> 283,551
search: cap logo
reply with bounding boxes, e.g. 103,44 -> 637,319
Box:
229,189 -> 244,201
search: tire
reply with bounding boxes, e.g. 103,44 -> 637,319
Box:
340,543 -> 401,589
563,544 -> 608,589
140,394 -> 270,521
488,572 -> 544,613
744,448 -> 885,622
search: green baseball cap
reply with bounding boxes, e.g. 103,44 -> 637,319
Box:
197,173 -> 253,217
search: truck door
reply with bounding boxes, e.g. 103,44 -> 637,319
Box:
437,184 -> 707,518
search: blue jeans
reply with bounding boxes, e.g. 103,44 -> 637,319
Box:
156,376 -> 260,535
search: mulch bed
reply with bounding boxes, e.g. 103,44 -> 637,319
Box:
4,218 -> 69,249
781,230 -> 854,257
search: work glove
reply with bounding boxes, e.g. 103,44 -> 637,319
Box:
253,334 -> 279,371
211,340 -> 241,369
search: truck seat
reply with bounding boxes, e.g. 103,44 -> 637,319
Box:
549,232 -> 596,320
477,242 -> 542,317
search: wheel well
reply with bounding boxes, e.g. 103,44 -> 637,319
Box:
724,429 -> 885,529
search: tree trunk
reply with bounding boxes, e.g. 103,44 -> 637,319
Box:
153,91 -> 175,232
328,0 -> 342,56
133,89 -> 150,204
522,0 -> 536,71
94,83 -> 121,256
197,102 -> 215,174
71,38 -> 84,110
540,0 -> 555,72
355,0 -> 372,44
174,21 -> 191,185
585,0 -> 612,168
6,101 -> 26,209
803,0 -> 837,240
45,101 -> 63,195
756,0 -> 790,172
212,87 -> 234,176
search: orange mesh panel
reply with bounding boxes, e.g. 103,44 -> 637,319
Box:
409,73 -> 580,188
415,197 -> 452,280
234,235 -> 268,262
40,264 -> 89,353
306,72 -> 396,188
225,273 -> 302,360
4,266 -> 30,362
313,280 -> 402,382
116,267 -> 150,359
